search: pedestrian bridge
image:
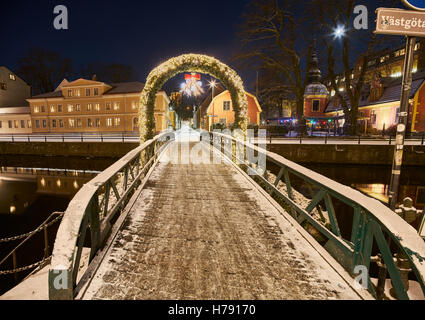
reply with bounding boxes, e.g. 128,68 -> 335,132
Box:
47,128 -> 425,300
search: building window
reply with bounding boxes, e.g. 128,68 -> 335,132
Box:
88,118 -> 93,127
75,90 -> 81,97
58,105 -> 62,112
34,106 -> 40,113
67,90 -> 73,97
69,119 -> 75,128
94,88 -> 99,96
14,120 -> 19,128
95,118 -> 100,127
9,74 -> 16,81
8,120 -> 12,128
42,120 -> 47,128
35,120 -> 40,128
0,83 -> 7,90
86,88 -> 91,96
106,102 -> 111,111
52,119 -> 57,128
132,101 -> 137,110
114,117 -> 121,126
50,105 -> 55,113
76,118 -> 82,127
95,103 -> 100,111
76,104 -> 81,112
27,120 -> 32,128
416,187 -> 425,205
21,120 -> 25,128
87,103 -> 92,111
113,102 -> 120,110
59,119 -> 64,128
68,104 -> 74,112
371,110 -> 377,125
106,118 -> 113,127
41,106 -> 45,113
223,101 -> 231,111
312,100 -> 320,112
0,121 -> 2,128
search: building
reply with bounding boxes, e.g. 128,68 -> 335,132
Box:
0,107 -> 32,134
196,83 -> 262,130
0,66 -> 31,108
27,78 -> 171,134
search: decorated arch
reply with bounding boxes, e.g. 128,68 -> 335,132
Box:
139,54 -> 249,143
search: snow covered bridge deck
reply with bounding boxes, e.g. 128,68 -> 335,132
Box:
78,138 -> 364,300
44,128 -> 425,300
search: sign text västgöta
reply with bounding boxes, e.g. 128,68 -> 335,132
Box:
375,8 -> 425,37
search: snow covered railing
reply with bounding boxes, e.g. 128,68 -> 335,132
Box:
48,131 -> 174,300
209,131 -> 425,300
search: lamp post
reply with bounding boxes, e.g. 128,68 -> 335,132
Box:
208,79 -> 217,131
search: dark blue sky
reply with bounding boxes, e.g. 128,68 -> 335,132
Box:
1,0 -> 251,90
0,0 -> 407,93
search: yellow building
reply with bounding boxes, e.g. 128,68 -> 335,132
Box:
0,107 -> 32,134
27,78 -> 170,134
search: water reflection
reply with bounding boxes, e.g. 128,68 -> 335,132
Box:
0,167 -> 100,215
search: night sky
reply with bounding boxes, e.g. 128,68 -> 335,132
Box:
0,0 -> 407,93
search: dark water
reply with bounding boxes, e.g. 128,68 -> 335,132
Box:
0,156 -> 117,296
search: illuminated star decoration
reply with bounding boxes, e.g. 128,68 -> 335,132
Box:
180,73 -> 204,97
333,25 -> 346,39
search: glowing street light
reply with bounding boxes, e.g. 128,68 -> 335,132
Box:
333,25 -> 346,39
209,79 -> 217,131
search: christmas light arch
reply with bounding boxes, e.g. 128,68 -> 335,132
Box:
139,54 -> 249,143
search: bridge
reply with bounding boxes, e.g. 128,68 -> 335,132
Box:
3,127 -> 425,300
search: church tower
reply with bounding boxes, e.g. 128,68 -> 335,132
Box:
304,48 -> 329,118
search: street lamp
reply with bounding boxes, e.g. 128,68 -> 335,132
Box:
333,25 -> 346,39
208,79 -> 217,131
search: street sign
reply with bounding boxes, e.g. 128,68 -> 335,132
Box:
376,7 -> 425,37
402,0 -> 425,11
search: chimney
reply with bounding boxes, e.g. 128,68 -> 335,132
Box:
92,74 -> 97,81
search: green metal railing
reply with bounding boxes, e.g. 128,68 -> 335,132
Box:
209,131 -> 425,300
48,131 -> 174,300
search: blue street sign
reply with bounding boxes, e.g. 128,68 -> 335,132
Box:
403,0 -> 425,11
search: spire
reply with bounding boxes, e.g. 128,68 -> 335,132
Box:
308,42 -> 322,84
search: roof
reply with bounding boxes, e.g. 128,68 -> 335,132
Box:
325,70 -> 425,113
104,82 -> 145,95
0,106 -> 31,115
29,80 -> 146,99
198,83 -> 226,117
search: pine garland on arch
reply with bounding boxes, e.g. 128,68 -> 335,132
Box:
139,53 -> 249,143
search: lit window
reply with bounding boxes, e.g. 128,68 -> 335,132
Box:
223,101 -> 231,111
113,102 -> 120,110
114,117 -> 121,126
106,102 -> 111,110
95,118 -> 100,127
106,118 -> 113,127
9,74 -> 16,81
76,119 -> 82,127
69,119 -> 75,127
68,90 -> 73,97
75,90 -> 81,97
132,101 -> 137,110
34,106 -> 40,113
76,104 -> 81,111
86,88 -> 91,96
87,103 -> 92,111
88,118 -> 93,127
68,104 -> 74,112
14,120 -> 19,128
59,119 -> 64,128
94,88 -> 99,96
42,120 -> 47,128
27,120 -> 31,128
50,105 -> 55,113
35,120 -> 40,128
95,103 -> 100,111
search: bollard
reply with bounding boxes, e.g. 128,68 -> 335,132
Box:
122,133 -> 124,142
28,135 -> 30,142
325,133 -> 328,144
81,133 -> 83,142
62,134 -> 65,143
422,133 -> 424,145
389,135 -> 392,145
12,134 -> 14,142
358,135 -> 361,145
101,133 -> 103,142
45,135 -> 47,142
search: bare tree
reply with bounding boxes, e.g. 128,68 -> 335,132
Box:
235,0 -> 313,134
313,0 -> 398,136
17,48 -> 72,95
